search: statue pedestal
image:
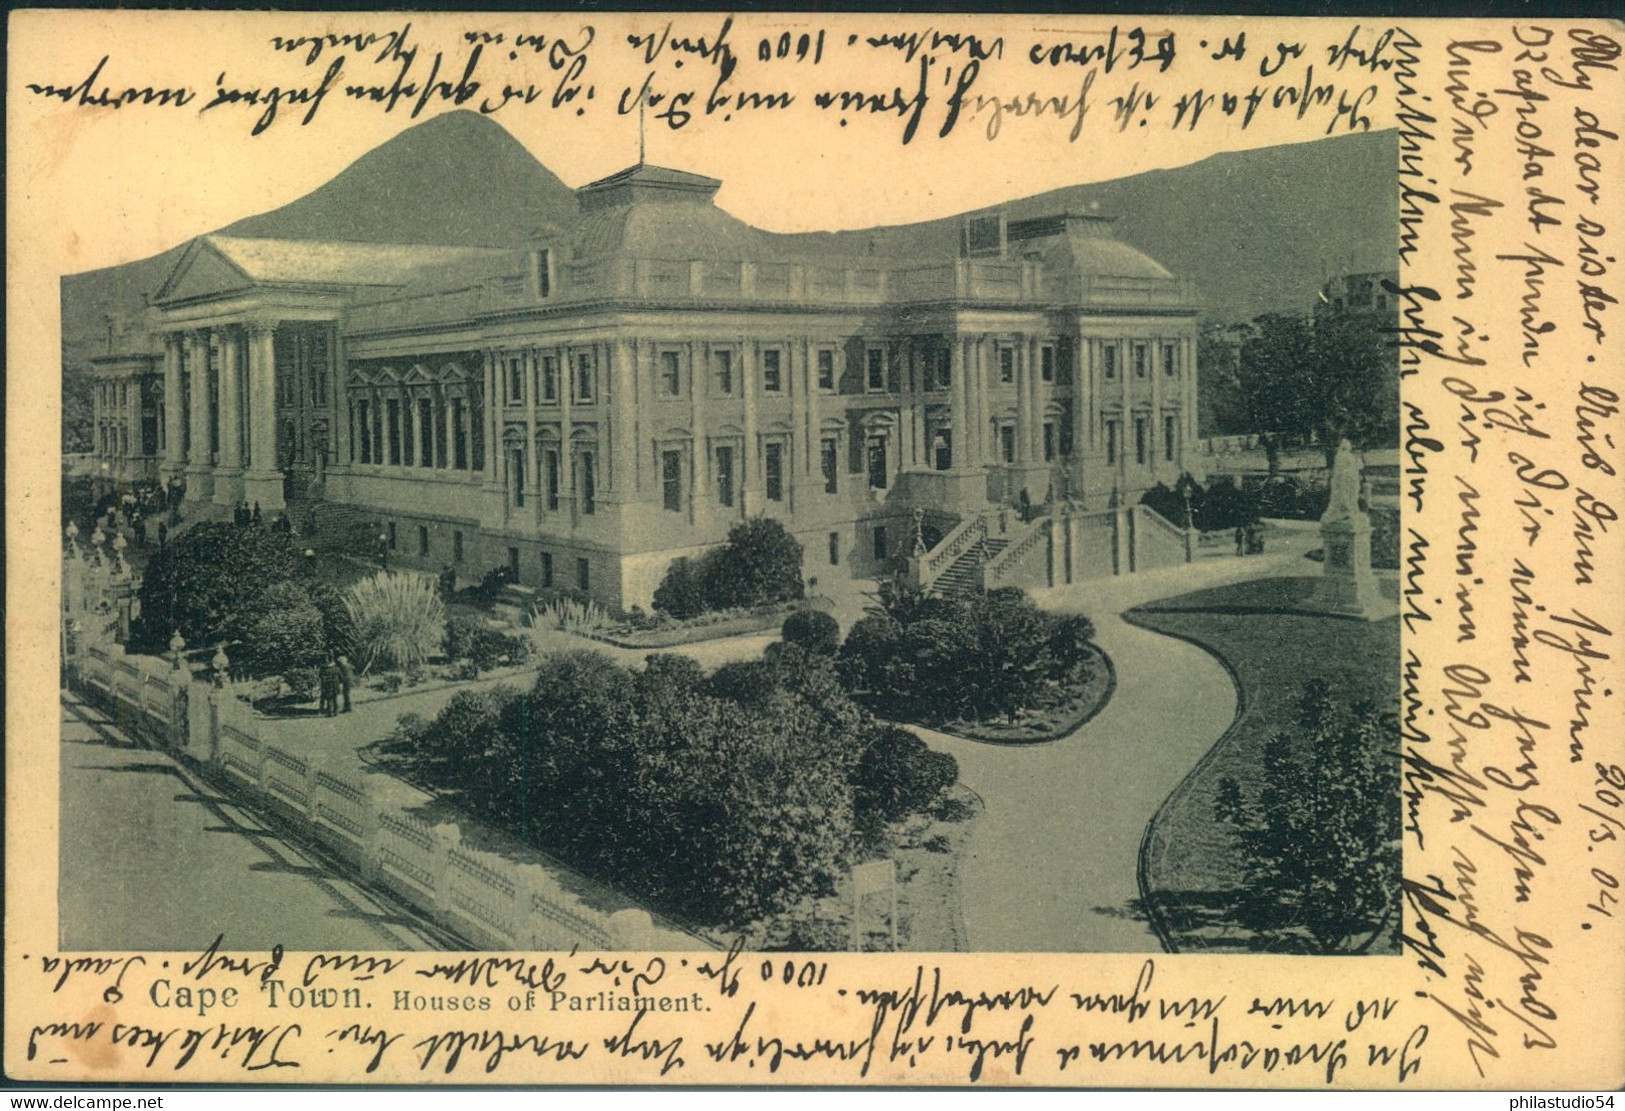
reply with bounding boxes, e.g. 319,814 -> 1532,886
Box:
1310,514 -> 1388,620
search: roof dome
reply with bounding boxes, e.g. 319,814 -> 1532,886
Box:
1010,213 -> 1173,280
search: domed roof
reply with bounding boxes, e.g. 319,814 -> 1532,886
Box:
1010,213 -> 1173,280
570,163 -> 775,263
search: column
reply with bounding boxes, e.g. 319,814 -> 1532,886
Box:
973,335 -> 991,467
789,337 -> 809,482
242,322 -> 284,512
688,340 -> 704,523
610,339 -> 636,500
804,337 -> 821,480
482,349 -> 501,493
213,327 -> 243,507
185,330 -> 215,500
1120,338 -> 1131,491
1027,334 -> 1042,464
741,341 -> 758,514
526,348 -> 542,523
950,336 -> 968,469
556,345 -> 572,522
1184,334 -> 1199,467
332,330 -> 349,471
1014,337 -> 1032,465
1150,335 -> 1164,475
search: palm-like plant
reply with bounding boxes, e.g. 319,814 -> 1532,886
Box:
344,571 -> 446,674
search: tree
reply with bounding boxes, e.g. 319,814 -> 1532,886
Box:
132,521 -> 313,664
239,582 -> 329,678
782,609 -> 840,656
705,517 -> 806,610
1215,682 -> 1400,953
652,556 -> 707,619
1233,311 -> 1396,455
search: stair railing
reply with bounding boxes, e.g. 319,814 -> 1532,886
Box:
982,516 -> 1051,588
912,511 -> 989,593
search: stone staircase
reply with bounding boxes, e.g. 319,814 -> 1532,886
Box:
931,536 -> 1007,597
493,583 -> 538,627
302,499 -> 381,556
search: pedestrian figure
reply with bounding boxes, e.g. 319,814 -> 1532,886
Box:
132,513 -> 146,549
1234,524 -> 1245,557
318,655 -> 340,716
251,501 -> 263,527
157,521 -> 168,549
336,655 -> 355,713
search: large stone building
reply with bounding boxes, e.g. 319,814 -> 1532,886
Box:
81,161 -> 1200,609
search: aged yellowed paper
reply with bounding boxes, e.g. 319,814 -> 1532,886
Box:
6,10 -> 1623,1088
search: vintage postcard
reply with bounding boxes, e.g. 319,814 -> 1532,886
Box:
6,9 -> 1623,1089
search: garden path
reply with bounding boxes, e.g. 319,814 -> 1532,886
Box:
919,533 -> 1318,952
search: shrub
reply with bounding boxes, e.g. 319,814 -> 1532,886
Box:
652,519 -> 806,618
238,581 -> 330,679
1215,682 -> 1400,953
853,726 -> 959,827
284,667 -> 319,702
344,571 -> 446,674
782,609 -> 840,656
132,521 -> 310,660
445,614 -> 525,672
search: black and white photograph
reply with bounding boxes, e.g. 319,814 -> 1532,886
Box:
11,8 -> 1623,1091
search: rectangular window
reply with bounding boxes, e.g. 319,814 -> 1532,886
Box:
453,530 -> 464,563
402,403 -> 414,467
1000,425 -> 1016,464
419,398 -> 434,468
712,349 -> 733,394
659,350 -> 682,397
387,399 -> 402,465
934,429 -> 952,471
540,356 -> 559,403
1163,343 -> 1178,377
1164,414 -> 1178,461
575,353 -> 595,402
1103,346 -> 1118,380
387,521 -> 397,550
533,248 -> 552,298
936,348 -> 952,391
1135,416 -> 1149,465
867,436 -> 889,489
765,442 -> 784,502
1044,422 -> 1056,462
540,552 -> 554,588
821,437 -> 838,494
816,349 -> 835,392
1106,419 -> 1119,466
715,445 -> 735,507
544,449 -> 560,511
873,526 -> 888,563
579,451 -> 596,515
417,525 -> 429,557
1041,345 -> 1055,383
828,531 -> 840,566
662,449 -> 683,512
576,557 -> 590,593
507,357 -> 524,403
761,348 -> 783,393
510,448 -> 526,506
508,546 -> 521,581
358,400 -> 372,463
452,399 -> 468,469
865,347 -> 885,392
999,346 -> 1015,384
1134,344 -> 1148,378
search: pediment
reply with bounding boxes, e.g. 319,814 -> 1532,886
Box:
154,239 -> 253,306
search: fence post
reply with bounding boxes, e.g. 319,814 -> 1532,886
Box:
304,755 -> 324,829
431,825 -> 461,927
513,864 -> 545,950
360,790 -> 384,884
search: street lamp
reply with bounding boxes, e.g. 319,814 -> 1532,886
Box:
212,644 -> 230,688
169,630 -> 186,671
112,531 -> 127,573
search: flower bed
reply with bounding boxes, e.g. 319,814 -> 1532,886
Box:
581,597 -> 836,649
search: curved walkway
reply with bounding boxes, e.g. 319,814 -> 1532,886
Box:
922,537 -> 1316,952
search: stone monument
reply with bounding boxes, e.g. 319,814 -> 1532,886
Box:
1310,440 -> 1388,619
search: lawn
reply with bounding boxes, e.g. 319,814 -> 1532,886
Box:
1125,575 -> 1400,953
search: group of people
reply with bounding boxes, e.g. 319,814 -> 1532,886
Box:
231,500 -> 264,528
1233,522 -> 1267,556
317,654 -> 355,716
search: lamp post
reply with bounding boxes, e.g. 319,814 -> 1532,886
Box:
169,630 -> 186,672
378,533 -> 389,571
112,531 -> 127,575
65,520 -> 80,556
212,644 -> 230,689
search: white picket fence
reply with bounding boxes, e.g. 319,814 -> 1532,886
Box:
70,644 -> 704,952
